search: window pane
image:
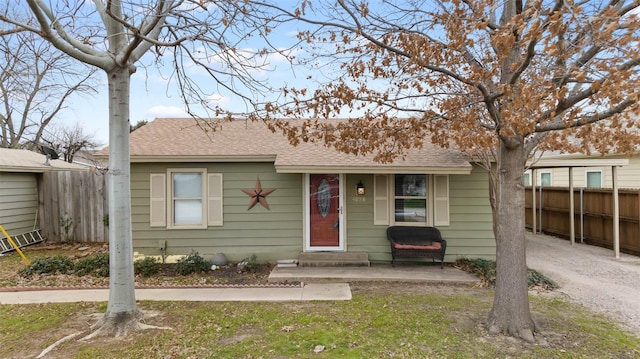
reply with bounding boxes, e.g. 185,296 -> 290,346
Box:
394,174 -> 426,196
523,173 -> 531,186
174,199 -> 202,224
586,172 -> 602,188
394,199 -> 427,222
174,173 -> 202,197
540,173 -> 551,186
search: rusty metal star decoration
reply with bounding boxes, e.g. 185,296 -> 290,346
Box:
241,177 -> 275,210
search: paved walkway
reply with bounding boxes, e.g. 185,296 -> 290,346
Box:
0,283 -> 352,304
268,263 -> 479,283
0,262 -> 478,304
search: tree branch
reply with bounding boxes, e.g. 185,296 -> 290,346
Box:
536,100 -> 636,133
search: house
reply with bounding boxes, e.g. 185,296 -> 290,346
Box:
0,148 -> 88,240
97,118 -> 496,264
525,152 -> 639,189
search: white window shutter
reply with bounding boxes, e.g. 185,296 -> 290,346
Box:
208,173 -> 223,226
374,174 -> 389,225
434,175 -> 450,226
149,173 -> 166,227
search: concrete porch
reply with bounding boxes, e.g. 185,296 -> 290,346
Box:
297,251 -> 370,267
268,263 -> 480,284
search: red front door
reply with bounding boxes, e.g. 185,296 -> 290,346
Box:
309,174 -> 340,248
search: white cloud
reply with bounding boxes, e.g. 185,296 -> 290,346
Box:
132,71 -> 171,85
207,93 -> 230,106
146,105 -> 188,117
182,46 -> 299,79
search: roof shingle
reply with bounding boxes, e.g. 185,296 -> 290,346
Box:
0,148 -> 88,173
99,118 -> 471,173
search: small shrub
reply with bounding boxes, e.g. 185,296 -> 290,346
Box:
135,257 -> 161,277
239,254 -> 261,273
19,256 -> 75,276
527,268 -> 559,290
174,251 -> 211,275
74,253 -> 109,277
456,257 -> 496,286
455,257 -> 558,289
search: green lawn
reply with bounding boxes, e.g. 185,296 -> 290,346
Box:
1,284 -> 638,358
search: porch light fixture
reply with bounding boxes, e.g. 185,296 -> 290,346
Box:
356,180 -> 365,196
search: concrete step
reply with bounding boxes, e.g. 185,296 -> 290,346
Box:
298,251 -> 370,267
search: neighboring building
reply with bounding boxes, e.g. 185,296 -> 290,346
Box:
525,152 -> 639,189
0,148 -> 88,236
96,118 -> 496,263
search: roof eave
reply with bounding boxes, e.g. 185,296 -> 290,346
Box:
275,165 -> 473,174
528,158 -> 629,169
0,166 -> 47,173
0,166 -> 89,173
130,155 -> 278,163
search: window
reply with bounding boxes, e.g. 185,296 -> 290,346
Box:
523,172 -> 531,186
172,171 -> 205,226
586,171 -> 602,188
394,174 -> 428,223
149,170 -> 223,228
540,172 -> 552,186
373,173 -> 449,226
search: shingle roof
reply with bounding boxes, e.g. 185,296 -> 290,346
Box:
0,148 -> 89,173
99,118 -> 471,174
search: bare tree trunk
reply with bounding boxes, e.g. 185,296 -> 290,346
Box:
88,66 -> 139,336
486,138 -> 536,343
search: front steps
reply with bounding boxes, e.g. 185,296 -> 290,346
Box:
298,251 -> 370,267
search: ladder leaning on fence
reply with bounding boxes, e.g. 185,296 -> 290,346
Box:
0,228 -> 45,254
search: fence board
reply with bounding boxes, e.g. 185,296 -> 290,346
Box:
38,170 -> 108,243
525,186 -> 640,255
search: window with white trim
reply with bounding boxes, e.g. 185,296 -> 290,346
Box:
394,174 -> 428,223
540,172 -> 552,186
149,170 -> 223,229
171,170 -> 205,227
373,174 -> 449,226
586,170 -> 602,188
523,172 -> 531,186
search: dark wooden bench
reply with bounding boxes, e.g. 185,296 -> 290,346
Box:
386,226 -> 447,268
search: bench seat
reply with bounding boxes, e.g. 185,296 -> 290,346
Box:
386,226 -> 447,268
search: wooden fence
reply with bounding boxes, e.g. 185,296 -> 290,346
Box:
38,169 -> 108,243
525,186 -> 640,256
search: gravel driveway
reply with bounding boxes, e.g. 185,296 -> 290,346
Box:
526,233 -> 640,335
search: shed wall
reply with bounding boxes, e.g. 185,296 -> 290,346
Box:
0,172 -> 38,235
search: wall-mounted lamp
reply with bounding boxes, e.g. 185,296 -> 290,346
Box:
356,180 -> 365,196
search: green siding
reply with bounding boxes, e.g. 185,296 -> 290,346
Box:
345,166 -> 496,262
439,166 -> 495,260
344,174 -> 388,260
133,163 -> 496,263
131,163 -> 304,262
0,172 -> 38,234
437,166 -> 495,260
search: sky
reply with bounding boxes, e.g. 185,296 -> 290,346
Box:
49,5 -> 310,149
58,44 -> 300,148
21,2 -> 640,149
